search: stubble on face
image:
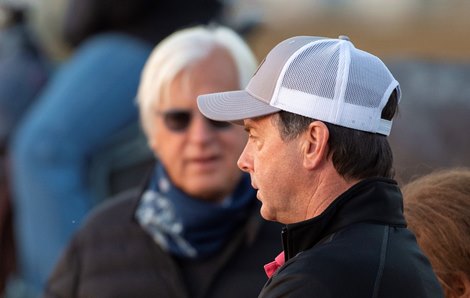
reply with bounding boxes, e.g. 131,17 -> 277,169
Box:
241,115 -> 306,223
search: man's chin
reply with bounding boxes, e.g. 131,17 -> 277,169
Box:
185,184 -> 227,202
260,207 -> 276,222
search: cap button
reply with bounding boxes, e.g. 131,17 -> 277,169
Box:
338,35 -> 350,41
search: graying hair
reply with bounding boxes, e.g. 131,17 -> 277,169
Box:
136,25 -> 258,136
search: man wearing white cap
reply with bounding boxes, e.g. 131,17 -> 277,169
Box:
198,35 -> 444,297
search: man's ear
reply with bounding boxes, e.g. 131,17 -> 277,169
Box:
302,121 -> 329,170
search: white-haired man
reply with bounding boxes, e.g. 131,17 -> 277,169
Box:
43,25 -> 281,298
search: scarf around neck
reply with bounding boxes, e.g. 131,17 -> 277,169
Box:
136,164 -> 255,259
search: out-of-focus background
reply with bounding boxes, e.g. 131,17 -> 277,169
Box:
241,0 -> 470,60
7,0 -> 470,184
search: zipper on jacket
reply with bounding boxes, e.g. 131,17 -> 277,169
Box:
281,226 -> 289,261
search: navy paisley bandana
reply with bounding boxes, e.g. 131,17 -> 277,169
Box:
136,164 -> 255,259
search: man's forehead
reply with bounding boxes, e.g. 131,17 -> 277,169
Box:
243,114 -> 276,129
243,118 -> 256,127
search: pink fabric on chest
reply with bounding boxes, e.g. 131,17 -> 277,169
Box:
263,251 -> 285,278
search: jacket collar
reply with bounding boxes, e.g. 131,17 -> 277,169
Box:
282,178 -> 406,261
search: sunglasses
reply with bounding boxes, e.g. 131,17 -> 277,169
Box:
156,109 -> 232,132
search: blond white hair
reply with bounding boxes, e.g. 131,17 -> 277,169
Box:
136,25 -> 257,136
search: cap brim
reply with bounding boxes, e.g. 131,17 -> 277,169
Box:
197,90 -> 281,124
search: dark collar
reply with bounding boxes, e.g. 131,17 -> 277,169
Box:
282,178 -> 406,261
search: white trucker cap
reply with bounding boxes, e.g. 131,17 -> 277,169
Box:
197,35 -> 401,135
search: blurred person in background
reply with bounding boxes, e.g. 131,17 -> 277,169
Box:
0,2 -> 50,146
0,1 -> 50,295
7,0 -> 224,296
42,25 -> 281,298
403,168 -> 470,298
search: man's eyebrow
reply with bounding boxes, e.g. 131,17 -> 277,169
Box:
243,119 -> 256,132
243,125 -> 253,133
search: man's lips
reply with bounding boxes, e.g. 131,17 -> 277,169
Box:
186,156 -> 221,171
250,175 -> 258,190
189,155 -> 219,163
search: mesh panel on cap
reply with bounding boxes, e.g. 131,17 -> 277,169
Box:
281,40 -> 340,100
273,38 -> 397,134
344,48 -> 393,108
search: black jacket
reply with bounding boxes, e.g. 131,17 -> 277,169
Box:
259,178 -> 444,298
44,187 -> 281,298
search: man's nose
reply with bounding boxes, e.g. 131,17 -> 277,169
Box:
188,113 -> 214,143
237,145 -> 252,173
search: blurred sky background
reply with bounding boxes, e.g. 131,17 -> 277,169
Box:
237,0 -> 470,61
4,0 -> 470,184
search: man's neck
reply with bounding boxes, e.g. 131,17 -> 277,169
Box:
304,167 -> 359,219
